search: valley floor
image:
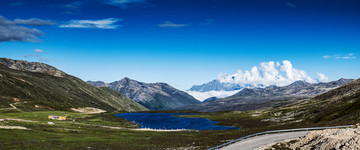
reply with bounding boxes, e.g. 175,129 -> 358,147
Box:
0,109 -> 248,149
0,107 -> 359,149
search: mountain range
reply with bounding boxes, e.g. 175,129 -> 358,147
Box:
0,58 -> 148,112
1,57 -> 357,115
87,78 -> 200,110
187,79 -> 263,101
189,80 -> 257,92
180,78 -> 353,112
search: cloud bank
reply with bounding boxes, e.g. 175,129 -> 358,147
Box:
59,18 -> 122,29
0,16 -> 55,43
187,90 -> 242,101
217,60 -> 327,87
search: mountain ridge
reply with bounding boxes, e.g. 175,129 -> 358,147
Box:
180,78 -> 353,112
0,58 -> 148,112
0,58 -> 66,77
88,78 -> 201,110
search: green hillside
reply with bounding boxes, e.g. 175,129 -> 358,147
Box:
308,78 -> 360,123
0,62 -> 148,112
267,78 -> 360,126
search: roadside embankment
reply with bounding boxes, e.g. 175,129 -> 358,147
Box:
263,126 -> 360,150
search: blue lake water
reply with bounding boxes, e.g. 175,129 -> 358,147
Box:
114,113 -> 239,130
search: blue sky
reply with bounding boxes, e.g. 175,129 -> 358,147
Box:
0,0 -> 359,90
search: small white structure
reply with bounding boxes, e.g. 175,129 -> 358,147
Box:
48,115 -> 66,120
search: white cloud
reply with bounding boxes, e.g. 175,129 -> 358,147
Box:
0,16 -> 54,43
186,90 -> 241,101
322,55 -> 330,59
59,18 -> 122,29
158,21 -> 188,28
217,60 -> 320,87
316,72 -> 329,82
14,18 -> 56,26
323,53 -> 356,59
105,0 -> 146,8
61,1 -> 84,15
34,49 -> 44,53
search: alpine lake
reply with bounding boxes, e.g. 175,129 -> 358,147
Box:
115,113 -> 239,130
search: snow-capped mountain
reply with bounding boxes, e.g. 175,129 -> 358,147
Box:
180,78 -> 354,112
187,60 -> 331,101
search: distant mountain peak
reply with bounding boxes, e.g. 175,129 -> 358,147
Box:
0,58 -> 66,77
288,80 -> 311,87
335,78 -> 353,84
88,78 -> 200,110
121,77 -> 132,82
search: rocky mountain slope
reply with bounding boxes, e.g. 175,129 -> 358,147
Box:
180,79 -> 353,112
304,78 -> 360,123
0,58 -> 66,77
260,78 -> 360,127
263,79 -> 360,149
0,58 -> 148,112
88,78 -> 200,110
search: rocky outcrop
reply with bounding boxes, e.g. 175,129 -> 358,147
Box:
266,127 -> 360,150
0,58 -> 65,77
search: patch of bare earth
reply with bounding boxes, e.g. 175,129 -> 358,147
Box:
0,125 -> 28,130
71,107 -> 106,114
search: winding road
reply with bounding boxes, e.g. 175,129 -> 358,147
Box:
220,131 -> 309,150
208,125 -> 353,150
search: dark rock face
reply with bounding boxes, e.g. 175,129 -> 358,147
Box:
0,58 -> 66,77
180,79 -> 353,112
88,78 -> 200,110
